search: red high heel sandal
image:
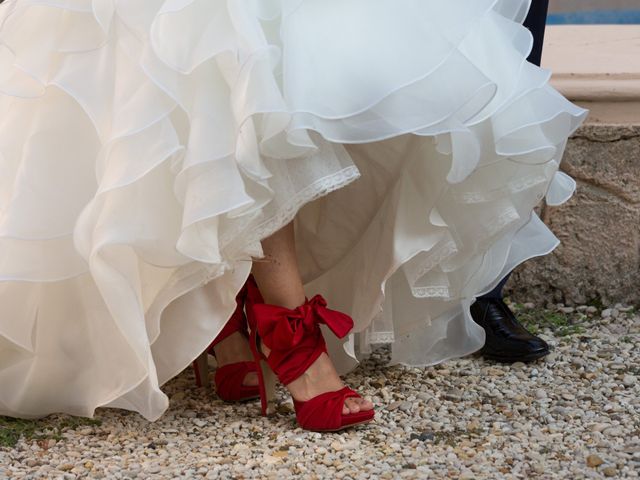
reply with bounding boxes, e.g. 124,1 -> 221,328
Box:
193,281 -> 260,402
245,278 -> 375,432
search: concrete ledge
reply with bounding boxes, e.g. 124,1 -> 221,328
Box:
509,26 -> 640,306
543,25 -> 640,124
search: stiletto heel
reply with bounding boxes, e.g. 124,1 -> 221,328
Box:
254,357 -> 278,416
193,352 -> 210,388
245,277 -> 374,432
246,278 -> 276,415
192,279 -> 260,402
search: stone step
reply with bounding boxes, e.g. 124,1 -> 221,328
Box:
543,25 -> 640,124
510,25 -> 640,306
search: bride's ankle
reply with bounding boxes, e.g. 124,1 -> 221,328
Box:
284,354 -> 344,400
259,293 -> 306,311
212,332 -> 253,367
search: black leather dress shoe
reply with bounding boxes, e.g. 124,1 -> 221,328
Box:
470,298 -> 550,363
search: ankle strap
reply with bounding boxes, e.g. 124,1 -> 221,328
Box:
253,296 -> 354,385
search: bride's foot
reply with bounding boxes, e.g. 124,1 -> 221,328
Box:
212,331 -> 258,387
246,285 -> 375,431
261,345 -> 372,415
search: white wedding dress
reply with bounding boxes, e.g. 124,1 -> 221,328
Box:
0,0 -> 586,421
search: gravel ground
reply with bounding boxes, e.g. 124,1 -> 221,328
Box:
1,304 -> 639,479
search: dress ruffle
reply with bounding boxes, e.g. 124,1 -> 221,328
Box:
0,0 -> 587,420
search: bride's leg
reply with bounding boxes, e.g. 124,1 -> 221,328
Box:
252,222 -> 374,415
251,222 -> 306,309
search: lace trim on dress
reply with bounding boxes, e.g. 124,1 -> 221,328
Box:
221,165 -> 362,263
454,174 -> 549,204
412,286 -> 450,299
367,331 -> 395,345
408,240 -> 459,286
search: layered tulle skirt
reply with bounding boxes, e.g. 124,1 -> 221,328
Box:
0,0 -> 587,420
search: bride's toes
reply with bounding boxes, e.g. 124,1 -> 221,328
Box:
358,397 -> 374,411
343,396 -> 373,414
344,398 -> 360,414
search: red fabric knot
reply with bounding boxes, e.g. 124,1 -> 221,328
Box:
257,295 -> 353,351
253,296 -> 354,386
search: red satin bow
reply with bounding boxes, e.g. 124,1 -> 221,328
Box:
256,295 -> 354,351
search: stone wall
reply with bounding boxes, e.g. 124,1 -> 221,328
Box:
508,124 -> 640,306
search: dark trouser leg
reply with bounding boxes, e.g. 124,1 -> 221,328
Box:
480,273 -> 512,300
524,0 -> 550,67
479,0 -> 549,301
472,0 -> 551,362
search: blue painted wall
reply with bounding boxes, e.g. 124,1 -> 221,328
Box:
548,9 -> 640,24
